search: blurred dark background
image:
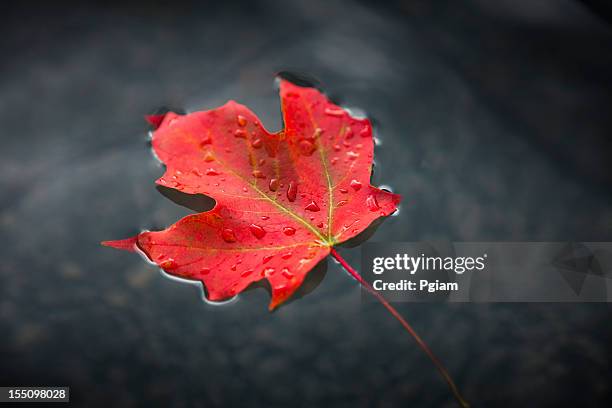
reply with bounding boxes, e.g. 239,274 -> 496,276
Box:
1,0 -> 611,407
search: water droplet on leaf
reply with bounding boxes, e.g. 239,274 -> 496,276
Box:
269,178 -> 279,191
204,151 -> 215,162
366,194 -> 380,211
305,201 -> 320,212
283,227 -> 296,236
160,259 -> 177,270
249,224 -> 266,239
299,139 -> 316,156
221,228 -> 237,243
200,136 -> 212,146
281,268 -> 294,279
287,181 -> 297,202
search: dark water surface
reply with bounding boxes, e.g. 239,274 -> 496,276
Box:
1,1 -> 611,407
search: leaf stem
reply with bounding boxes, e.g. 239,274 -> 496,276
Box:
330,248 -> 470,408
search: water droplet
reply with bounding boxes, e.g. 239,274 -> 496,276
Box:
317,221 -> 324,228
350,180 -> 362,191
249,224 -> 266,239
347,151 -> 359,160
331,157 -> 339,165
269,178 -> 279,191
251,138 -> 263,148
160,259 -> 177,270
237,115 -> 247,127
231,264 -> 237,271
252,170 -> 265,178
264,267 -> 275,277
241,269 -> 253,278
356,143 -> 363,149
234,129 -> 247,138
360,127 -> 370,137
204,151 -> 215,162
261,215 -> 270,220
333,144 -> 341,151
343,140 -> 351,148
281,268 -> 294,279
258,158 -> 266,166
366,194 -> 380,211
200,136 -> 212,146
191,168 -> 203,176
201,267 -> 211,275
314,128 -> 324,137
263,255 -> 274,263
242,186 -> 248,192
283,227 -> 296,236
222,228 -> 237,243
206,168 -> 220,176
299,139 -> 316,156
337,200 -> 348,207
287,181 -> 297,202
345,128 -> 354,139
325,107 -> 344,117
281,252 -> 292,259
305,201 -> 320,212
339,188 -> 348,194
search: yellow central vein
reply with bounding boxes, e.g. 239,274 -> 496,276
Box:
303,101 -> 335,243
211,154 -> 328,244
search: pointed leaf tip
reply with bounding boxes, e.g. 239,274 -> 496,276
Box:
101,236 -> 138,252
145,114 -> 167,129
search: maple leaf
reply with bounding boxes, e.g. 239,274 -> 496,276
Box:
102,78 -> 468,407
104,79 -> 400,309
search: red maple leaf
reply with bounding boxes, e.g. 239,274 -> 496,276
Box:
103,79 -> 468,407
